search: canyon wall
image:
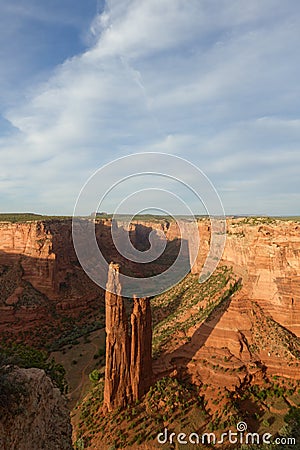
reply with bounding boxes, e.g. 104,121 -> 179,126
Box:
0,220 -> 105,344
152,218 -> 300,391
0,221 -> 56,297
113,217 -> 300,339
0,218 -> 299,343
221,219 -> 300,337
0,219 -> 103,300
0,218 -> 181,344
180,218 -> 300,386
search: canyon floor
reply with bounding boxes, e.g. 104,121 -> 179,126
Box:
51,328 -> 106,409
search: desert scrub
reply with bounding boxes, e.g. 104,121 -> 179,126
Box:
0,213 -> 71,223
152,266 -> 240,355
146,377 -> 204,419
89,369 -> 101,384
79,379 -> 105,422
0,343 -> 67,394
49,321 -> 103,351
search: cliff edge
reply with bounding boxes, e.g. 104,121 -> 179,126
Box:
0,367 -> 72,450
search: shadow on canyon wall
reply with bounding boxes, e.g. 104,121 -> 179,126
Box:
0,221 -> 190,347
0,249 -> 104,348
0,220 -> 187,293
154,279 -> 242,379
98,220 -> 188,280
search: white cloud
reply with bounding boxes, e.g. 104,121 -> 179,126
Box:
0,0 -> 300,214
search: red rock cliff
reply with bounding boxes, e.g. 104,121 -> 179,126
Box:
221,219 -> 300,337
0,220 -> 104,346
154,218 -> 300,395
174,218 -> 300,337
0,218 -> 299,349
0,221 -> 55,296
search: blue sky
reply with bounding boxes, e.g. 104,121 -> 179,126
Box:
0,0 -> 300,215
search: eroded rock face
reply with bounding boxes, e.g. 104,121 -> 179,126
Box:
175,219 -> 300,337
221,220 -> 300,337
153,219 -> 300,393
103,263 -> 131,412
0,367 -> 72,450
131,295 -> 153,401
0,220 -> 104,346
0,221 -> 55,297
0,218 -> 180,343
173,219 -> 300,388
0,217 -> 299,358
103,264 -> 153,412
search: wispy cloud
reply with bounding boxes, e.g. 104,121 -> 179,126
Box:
1,0 -> 300,214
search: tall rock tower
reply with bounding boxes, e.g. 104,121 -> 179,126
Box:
130,295 -> 153,401
103,263 -> 153,412
103,263 -> 131,412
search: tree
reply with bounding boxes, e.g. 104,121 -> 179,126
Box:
89,369 -> 101,383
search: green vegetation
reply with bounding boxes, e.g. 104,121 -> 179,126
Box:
89,369 -> 101,383
237,215 -> 300,225
93,212 -> 174,223
1,213 -> 298,224
238,406 -> 300,450
74,437 -> 85,450
280,406 -> 300,448
146,376 -> 204,416
237,216 -> 277,225
49,321 -> 103,351
275,216 -> 300,221
0,213 -> 71,223
0,343 -> 67,393
151,265 -> 241,356
76,376 -> 207,449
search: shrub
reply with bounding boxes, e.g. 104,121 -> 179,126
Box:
0,344 -> 67,393
89,369 -> 101,383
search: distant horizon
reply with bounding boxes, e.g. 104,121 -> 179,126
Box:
0,212 -> 299,219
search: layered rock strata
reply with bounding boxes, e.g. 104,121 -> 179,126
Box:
0,218 -> 299,349
0,220 -> 104,344
103,263 -> 153,412
222,219 -> 300,337
103,263 -> 131,412
130,295 -> 153,401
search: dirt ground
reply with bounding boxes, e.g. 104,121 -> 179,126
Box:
51,328 -> 106,409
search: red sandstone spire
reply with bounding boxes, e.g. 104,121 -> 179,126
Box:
103,263 -> 153,412
130,295 -> 153,401
103,263 -> 131,412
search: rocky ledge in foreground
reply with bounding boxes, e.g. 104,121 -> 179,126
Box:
0,367 -> 72,450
